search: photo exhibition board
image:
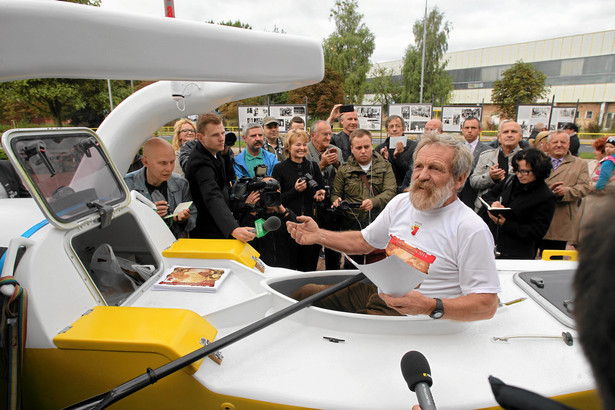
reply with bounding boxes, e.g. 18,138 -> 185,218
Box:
549,107 -> 577,131
441,105 -> 483,133
238,105 -> 307,133
516,105 -> 552,139
388,104 -> 432,135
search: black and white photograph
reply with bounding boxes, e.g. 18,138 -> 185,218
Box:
411,105 -> 430,118
390,104 -> 433,134
402,106 -> 410,119
355,105 -> 382,131
412,121 -> 427,132
268,104 -> 308,132
531,107 -> 550,119
441,105 -> 483,132
461,108 -> 480,119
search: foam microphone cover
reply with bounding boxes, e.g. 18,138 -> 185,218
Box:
263,216 -> 281,232
401,351 -> 433,391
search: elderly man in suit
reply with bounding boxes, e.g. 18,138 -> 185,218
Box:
458,117 -> 490,208
537,130 -> 590,253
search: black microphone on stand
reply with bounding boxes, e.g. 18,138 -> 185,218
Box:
401,351 -> 437,410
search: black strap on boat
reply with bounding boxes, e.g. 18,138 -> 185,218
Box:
64,272 -> 366,410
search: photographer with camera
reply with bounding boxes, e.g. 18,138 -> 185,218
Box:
272,129 -> 326,271
231,176 -> 298,267
332,129 -> 397,267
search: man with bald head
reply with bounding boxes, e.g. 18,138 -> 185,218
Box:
424,118 -> 443,135
537,130 -> 589,253
327,103 -> 359,161
470,120 -> 524,212
124,137 -> 196,238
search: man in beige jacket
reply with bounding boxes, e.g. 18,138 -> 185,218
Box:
538,130 -> 590,254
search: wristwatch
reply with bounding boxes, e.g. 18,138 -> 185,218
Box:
429,298 -> 444,319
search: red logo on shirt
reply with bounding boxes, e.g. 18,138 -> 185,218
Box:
411,223 -> 421,236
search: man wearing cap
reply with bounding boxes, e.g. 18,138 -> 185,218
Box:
234,122 -> 279,180
262,116 -> 286,161
327,104 -> 359,162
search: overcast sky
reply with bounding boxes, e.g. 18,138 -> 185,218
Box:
100,0 -> 615,63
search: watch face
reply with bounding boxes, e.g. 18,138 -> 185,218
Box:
431,311 -> 444,319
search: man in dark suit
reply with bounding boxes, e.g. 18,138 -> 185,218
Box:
562,122 -> 580,157
458,117 -> 489,208
0,160 -> 30,198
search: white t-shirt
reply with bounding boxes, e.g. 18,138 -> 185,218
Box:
362,193 -> 501,298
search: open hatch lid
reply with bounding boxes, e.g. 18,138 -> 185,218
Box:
1,128 -> 130,230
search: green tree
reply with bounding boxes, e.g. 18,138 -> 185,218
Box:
0,79 -> 88,126
367,65 -> 402,111
401,7 -> 453,104
288,64 -> 345,119
323,0 -> 375,104
206,20 -> 252,29
491,60 -> 549,119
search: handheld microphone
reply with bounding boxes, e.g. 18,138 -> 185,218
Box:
401,351 -> 436,410
250,216 -> 281,238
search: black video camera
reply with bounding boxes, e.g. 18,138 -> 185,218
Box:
230,176 -> 281,214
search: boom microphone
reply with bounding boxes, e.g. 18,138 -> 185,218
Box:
250,216 -> 281,238
401,351 -> 437,410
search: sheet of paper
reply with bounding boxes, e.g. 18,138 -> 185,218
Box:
344,254 -> 427,297
388,136 -> 406,149
164,201 -> 193,218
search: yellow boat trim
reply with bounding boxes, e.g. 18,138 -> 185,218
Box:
163,238 -> 261,269
24,347 -> 313,409
54,306 -> 217,374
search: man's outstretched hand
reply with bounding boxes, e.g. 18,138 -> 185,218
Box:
286,215 -> 321,245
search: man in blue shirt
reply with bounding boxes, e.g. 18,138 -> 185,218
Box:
234,123 -> 278,179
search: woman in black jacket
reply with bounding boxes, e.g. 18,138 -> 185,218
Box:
481,148 -> 556,259
272,129 -> 326,271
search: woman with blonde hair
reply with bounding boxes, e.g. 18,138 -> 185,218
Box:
272,129 -> 326,271
171,118 -> 196,176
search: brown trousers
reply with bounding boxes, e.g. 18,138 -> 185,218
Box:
291,282 -> 402,316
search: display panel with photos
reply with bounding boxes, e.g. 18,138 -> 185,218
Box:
237,105 -> 308,133
516,105 -> 552,139
549,107 -> 576,131
441,105 -> 482,133
354,105 -> 382,131
388,104 -> 432,134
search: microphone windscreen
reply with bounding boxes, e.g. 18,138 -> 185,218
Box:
400,351 -> 433,391
263,216 -> 282,232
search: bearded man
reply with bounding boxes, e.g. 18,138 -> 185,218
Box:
286,134 -> 500,321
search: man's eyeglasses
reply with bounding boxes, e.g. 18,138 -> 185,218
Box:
180,129 -> 196,134
516,169 -> 532,176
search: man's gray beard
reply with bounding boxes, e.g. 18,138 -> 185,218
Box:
409,177 -> 455,211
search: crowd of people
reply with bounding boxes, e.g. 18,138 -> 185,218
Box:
112,104 -> 612,270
